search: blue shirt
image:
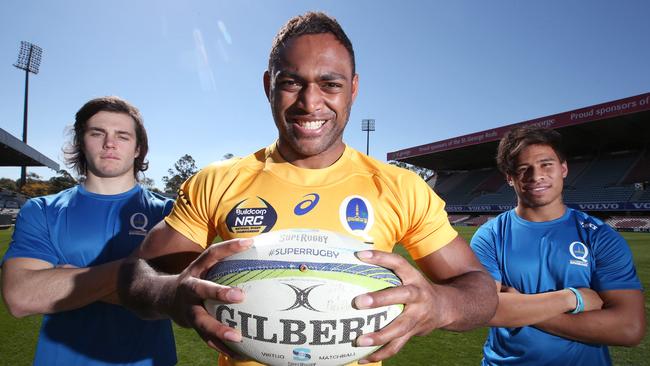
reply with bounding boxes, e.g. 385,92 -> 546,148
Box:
3,184 -> 177,366
471,208 -> 641,366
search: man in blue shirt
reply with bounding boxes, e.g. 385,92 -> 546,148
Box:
471,126 -> 645,365
1,97 -> 176,365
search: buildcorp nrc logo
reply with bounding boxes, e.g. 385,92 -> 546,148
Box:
225,197 -> 277,234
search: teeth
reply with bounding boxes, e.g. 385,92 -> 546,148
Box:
297,120 -> 325,130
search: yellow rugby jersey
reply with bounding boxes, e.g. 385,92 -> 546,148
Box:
165,143 -> 457,366
167,143 -> 456,257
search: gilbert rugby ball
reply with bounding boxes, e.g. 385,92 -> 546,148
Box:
205,228 -> 403,366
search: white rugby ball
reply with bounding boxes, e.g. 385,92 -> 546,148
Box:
204,228 -> 403,366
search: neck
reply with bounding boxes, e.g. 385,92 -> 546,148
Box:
84,173 -> 137,195
515,201 -> 566,222
276,141 -> 346,169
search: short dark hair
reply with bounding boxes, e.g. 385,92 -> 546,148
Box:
496,125 -> 566,175
268,11 -> 355,75
64,96 -> 149,177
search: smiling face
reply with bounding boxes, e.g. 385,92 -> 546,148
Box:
83,111 -> 140,181
508,143 -> 568,217
264,33 -> 358,168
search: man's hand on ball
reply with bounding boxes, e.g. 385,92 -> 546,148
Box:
353,250 -> 448,363
168,238 -> 253,355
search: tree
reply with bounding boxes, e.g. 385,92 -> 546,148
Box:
162,154 -> 198,193
0,178 -> 18,192
141,177 -> 164,194
388,160 -> 435,181
20,173 -> 49,197
48,170 -> 77,194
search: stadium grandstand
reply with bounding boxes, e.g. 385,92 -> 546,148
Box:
0,127 -> 59,228
388,92 -> 650,232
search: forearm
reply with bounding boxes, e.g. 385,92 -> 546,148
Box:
489,290 -> 575,327
2,259 -> 123,317
535,307 -> 645,346
117,256 -> 178,320
437,270 -> 498,331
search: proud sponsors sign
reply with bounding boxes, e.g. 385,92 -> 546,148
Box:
446,202 -> 650,213
388,92 -> 650,160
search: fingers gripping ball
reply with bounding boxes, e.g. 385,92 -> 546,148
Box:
204,229 -> 403,366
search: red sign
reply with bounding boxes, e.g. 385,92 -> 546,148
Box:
387,92 -> 650,161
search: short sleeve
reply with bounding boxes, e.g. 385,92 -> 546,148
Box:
591,226 -> 642,292
2,199 -> 58,265
399,174 -> 458,260
470,224 -> 502,283
165,168 -> 218,247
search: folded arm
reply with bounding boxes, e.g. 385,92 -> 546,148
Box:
534,289 -> 646,346
488,284 -> 603,328
1,257 -> 123,318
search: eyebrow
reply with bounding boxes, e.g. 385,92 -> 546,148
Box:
277,71 -> 349,82
87,127 -> 134,136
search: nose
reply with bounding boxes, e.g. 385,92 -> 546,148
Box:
297,83 -> 323,113
103,134 -> 116,149
524,166 -> 544,182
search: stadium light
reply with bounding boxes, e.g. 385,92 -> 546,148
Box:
13,41 -> 43,188
361,119 -> 375,155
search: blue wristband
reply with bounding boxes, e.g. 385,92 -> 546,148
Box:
566,287 -> 584,314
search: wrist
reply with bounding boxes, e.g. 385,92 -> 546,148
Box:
565,287 -> 584,314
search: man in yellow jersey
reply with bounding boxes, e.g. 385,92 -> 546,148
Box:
118,12 -> 497,365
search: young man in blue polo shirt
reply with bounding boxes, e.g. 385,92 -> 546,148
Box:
471,126 -> 645,365
1,97 -> 176,366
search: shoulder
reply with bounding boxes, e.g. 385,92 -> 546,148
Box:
348,148 -> 429,189
194,149 -> 264,181
20,186 -> 79,213
568,208 -> 614,235
140,187 -> 174,206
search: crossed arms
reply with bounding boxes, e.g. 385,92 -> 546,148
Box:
489,282 -> 646,346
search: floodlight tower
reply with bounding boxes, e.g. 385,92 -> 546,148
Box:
14,41 -> 43,188
361,119 -> 375,155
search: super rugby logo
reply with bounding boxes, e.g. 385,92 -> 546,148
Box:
226,197 -> 277,234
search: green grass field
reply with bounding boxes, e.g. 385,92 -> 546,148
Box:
1,226 -> 648,365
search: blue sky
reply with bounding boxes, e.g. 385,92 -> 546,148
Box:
1,0 -> 649,189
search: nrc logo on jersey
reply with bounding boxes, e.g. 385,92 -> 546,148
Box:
226,197 -> 277,234
569,241 -> 589,267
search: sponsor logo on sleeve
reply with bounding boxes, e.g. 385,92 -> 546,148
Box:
226,197 -> 277,234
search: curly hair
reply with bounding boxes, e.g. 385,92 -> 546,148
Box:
64,96 -> 148,178
268,11 -> 355,75
496,125 -> 566,176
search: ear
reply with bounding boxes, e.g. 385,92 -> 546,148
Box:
506,175 -> 514,187
561,161 -> 568,179
351,73 -> 359,103
263,70 -> 271,102
135,146 -> 140,159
